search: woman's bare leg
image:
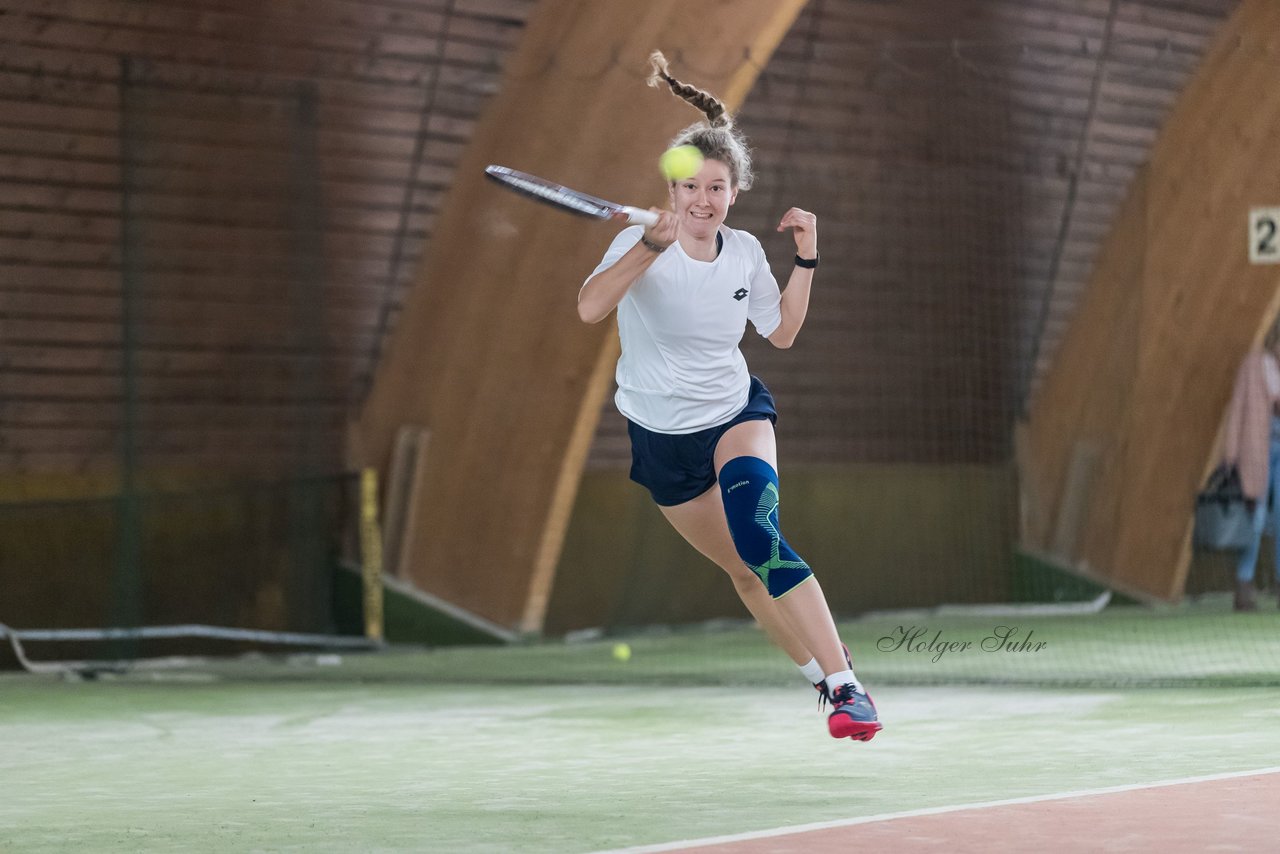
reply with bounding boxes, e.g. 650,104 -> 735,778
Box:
712,418 -> 849,677
658,485 -> 813,665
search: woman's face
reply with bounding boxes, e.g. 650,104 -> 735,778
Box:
668,157 -> 737,240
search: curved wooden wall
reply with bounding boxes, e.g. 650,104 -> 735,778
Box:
1022,0 -> 1280,601
354,0 -> 806,632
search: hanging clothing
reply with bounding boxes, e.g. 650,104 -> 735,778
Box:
1222,350 -> 1280,500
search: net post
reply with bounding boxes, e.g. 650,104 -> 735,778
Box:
359,468 -> 385,642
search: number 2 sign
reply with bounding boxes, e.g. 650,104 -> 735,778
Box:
1250,208 -> 1280,264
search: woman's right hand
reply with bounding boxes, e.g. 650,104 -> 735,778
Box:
579,209 -> 678,324
644,209 -> 678,248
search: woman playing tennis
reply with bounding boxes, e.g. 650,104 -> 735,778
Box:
577,52 -> 880,742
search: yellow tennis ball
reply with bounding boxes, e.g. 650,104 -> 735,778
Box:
612,642 -> 632,663
659,145 -> 704,181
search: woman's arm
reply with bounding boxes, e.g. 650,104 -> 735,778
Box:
768,207 -> 818,349
578,210 -> 677,324
768,265 -> 814,349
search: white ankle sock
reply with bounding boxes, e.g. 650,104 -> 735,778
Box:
798,657 -> 825,683
825,669 -> 862,694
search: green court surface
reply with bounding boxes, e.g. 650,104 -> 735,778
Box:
3,612 -> 1280,853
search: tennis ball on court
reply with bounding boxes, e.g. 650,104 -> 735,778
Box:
612,642 -> 632,663
659,145 -> 704,181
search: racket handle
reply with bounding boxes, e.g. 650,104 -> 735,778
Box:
621,207 -> 659,227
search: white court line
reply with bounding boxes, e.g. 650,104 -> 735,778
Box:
590,765 -> 1280,854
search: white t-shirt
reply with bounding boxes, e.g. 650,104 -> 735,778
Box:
585,225 -> 783,434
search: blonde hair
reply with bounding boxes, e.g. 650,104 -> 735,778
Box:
646,50 -> 754,191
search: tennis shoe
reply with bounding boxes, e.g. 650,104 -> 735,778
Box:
813,643 -> 854,710
827,683 -> 882,742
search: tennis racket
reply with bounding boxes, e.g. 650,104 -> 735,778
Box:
484,165 -> 659,227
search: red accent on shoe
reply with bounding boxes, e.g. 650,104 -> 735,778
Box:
827,682 -> 881,741
828,717 -> 883,741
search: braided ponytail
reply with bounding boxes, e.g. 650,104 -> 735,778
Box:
646,50 -> 754,190
647,50 -> 731,129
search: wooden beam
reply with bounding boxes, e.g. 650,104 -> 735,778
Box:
520,327 -> 618,634
355,0 -> 806,631
1023,0 -> 1280,600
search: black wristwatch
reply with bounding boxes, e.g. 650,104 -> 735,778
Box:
794,252 -> 819,269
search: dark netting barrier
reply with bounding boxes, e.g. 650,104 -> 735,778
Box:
0,474 -> 365,667
0,59 -> 361,668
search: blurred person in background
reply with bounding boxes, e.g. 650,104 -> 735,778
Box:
1221,323 -> 1280,610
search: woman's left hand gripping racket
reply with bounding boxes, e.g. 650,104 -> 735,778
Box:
484,165 -> 659,226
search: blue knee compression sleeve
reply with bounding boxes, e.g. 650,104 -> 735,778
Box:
718,456 -> 813,598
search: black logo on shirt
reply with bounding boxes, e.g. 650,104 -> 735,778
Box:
732,288 -> 748,301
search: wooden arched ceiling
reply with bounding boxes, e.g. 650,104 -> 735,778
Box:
0,0 -> 1245,620
0,0 -> 1236,477
1023,0 -> 1280,601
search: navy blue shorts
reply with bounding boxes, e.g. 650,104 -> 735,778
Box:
627,376 -> 778,507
